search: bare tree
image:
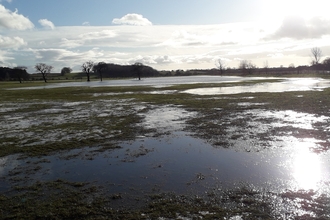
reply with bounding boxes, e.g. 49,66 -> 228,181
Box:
311,47 -> 322,65
82,61 -> 94,82
239,60 -> 256,75
93,62 -> 107,81
35,63 -> 53,83
215,59 -> 226,76
133,62 -> 144,80
13,66 -> 27,83
239,60 -> 248,70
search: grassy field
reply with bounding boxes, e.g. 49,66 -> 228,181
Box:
1,78 -> 330,219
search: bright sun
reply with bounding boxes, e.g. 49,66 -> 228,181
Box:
264,0 -> 330,21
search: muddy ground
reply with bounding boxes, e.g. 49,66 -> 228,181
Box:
1,77 -> 330,219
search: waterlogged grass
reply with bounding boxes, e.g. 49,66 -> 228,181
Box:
1,180 -> 329,219
0,86 -> 158,157
1,79 -> 330,218
1,80 -> 330,156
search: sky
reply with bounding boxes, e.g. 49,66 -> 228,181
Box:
1,0 -> 330,73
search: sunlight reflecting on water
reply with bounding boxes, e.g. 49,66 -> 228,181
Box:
293,147 -> 321,190
184,78 -> 330,95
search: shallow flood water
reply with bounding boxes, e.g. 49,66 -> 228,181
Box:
10,75 -> 247,89
184,78 -> 330,95
1,102 -> 330,195
10,76 -> 330,93
1,131 -> 330,196
2,76 -> 330,217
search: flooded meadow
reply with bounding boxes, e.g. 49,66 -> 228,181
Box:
1,76 -> 330,219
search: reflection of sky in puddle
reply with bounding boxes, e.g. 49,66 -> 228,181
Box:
184,78 -> 330,95
1,133 -> 329,195
8,75 -> 248,90
1,104 -> 329,195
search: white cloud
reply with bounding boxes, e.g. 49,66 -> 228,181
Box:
0,50 -> 16,67
159,30 -> 208,47
28,48 -> 105,71
0,35 -> 26,48
267,53 -> 284,58
112,13 -> 152,26
31,48 -> 89,61
60,29 -> 117,48
82,21 -> 90,26
128,55 -> 176,66
38,19 -> 55,30
79,29 -> 116,40
2,21 -> 330,71
0,4 -> 34,30
266,16 -> 330,40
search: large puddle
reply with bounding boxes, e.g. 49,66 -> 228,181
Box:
1,131 -> 330,197
9,75 -> 247,90
184,78 -> 330,95
10,77 -> 330,95
1,105 -> 330,194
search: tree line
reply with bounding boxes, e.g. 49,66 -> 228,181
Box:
0,66 -> 29,83
0,61 -> 159,83
36,61 -> 158,83
214,47 -> 330,76
1,47 -> 330,83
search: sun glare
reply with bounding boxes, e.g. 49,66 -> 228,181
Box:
293,147 -> 321,190
264,0 -> 330,22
